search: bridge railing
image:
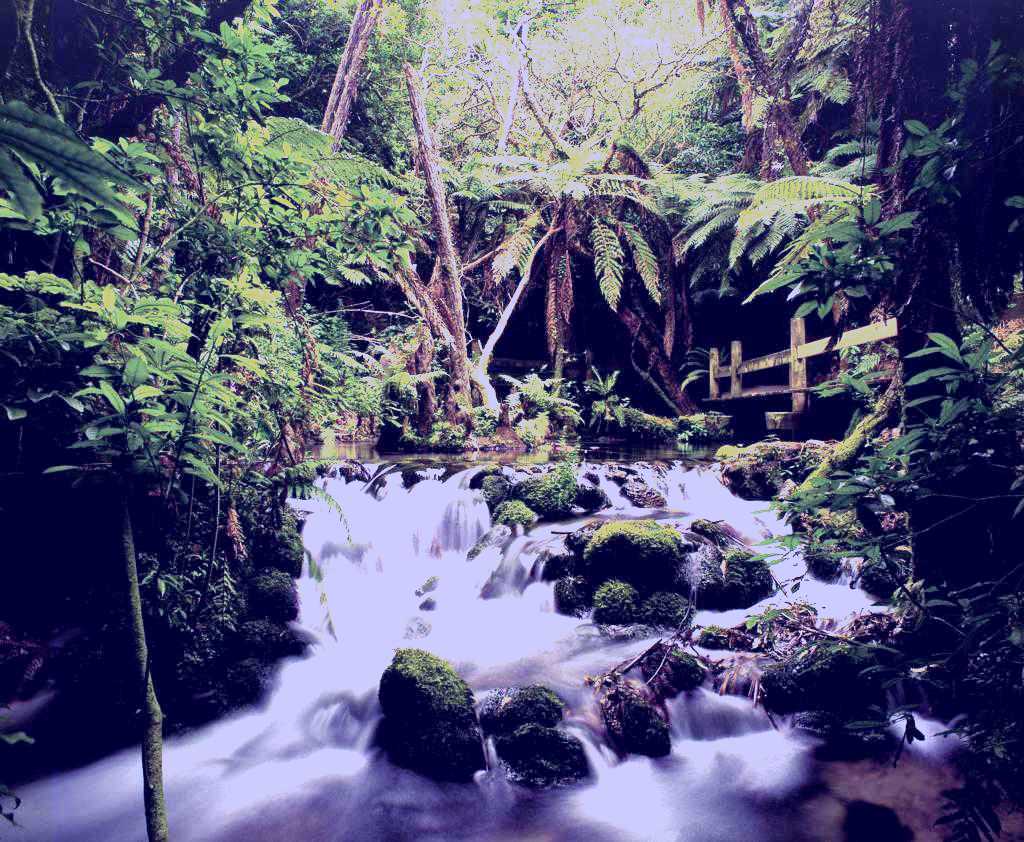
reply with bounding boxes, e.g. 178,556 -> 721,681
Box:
708,316 -> 899,423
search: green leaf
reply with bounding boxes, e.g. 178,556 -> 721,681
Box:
123,356 -> 149,387
904,119 -> 930,137
98,380 -> 126,414
0,148 -> 42,220
904,367 -> 958,387
3,405 -> 27,421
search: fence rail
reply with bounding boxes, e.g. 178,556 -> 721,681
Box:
708,316 -> 899,423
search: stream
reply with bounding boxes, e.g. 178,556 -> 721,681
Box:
15,449 -> 966,841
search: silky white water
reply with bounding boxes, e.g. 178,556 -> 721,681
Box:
15,456 -> 953,842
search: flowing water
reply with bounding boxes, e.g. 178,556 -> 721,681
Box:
16,453 -> 963,841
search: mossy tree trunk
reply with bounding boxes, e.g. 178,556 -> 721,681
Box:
119,488 -> 169,842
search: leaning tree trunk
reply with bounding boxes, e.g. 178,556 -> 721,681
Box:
403,63 -> 473,418
618,305 -> 697,414
322,0 -> 382,148
119,485 -> 169,842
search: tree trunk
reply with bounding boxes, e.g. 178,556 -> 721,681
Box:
322,0 -> 382,149
403,63 -> 473,416
119,487 -> 169,842
618,305 -> 697,414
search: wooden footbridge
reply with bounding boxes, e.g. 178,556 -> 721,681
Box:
707,316 -> 899,430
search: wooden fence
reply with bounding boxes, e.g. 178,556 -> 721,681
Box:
708,316 -> 899,427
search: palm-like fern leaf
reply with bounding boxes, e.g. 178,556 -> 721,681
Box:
592,221 -> 625,310
491,210 -> 542,281
619,221 -> 661,304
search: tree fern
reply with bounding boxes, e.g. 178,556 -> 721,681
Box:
619,220 -> 661,304
592,221 -> 625,310
491,210 -> 542,281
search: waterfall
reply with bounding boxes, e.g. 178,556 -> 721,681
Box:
13,455 -> 955,842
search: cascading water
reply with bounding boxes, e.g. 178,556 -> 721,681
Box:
15,455 -> 959,842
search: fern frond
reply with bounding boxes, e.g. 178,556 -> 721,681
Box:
619,221 -> 660,304
591,221 -> 625,310
491,210 -> 542,281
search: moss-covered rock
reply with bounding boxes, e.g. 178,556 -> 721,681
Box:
688,518 -> 744,549
565,520 -> 602,557
235,619 -> 307,660
675,412 -> 732,445
639,591 -> 690,628
759,643 -> 884,716
696,549 -> 774,610
639,643 -> 706,697
858,560 -> 905,599
493,500 -> 538,527
621,479 -> 667,508
805,543 -> 843,582
511,461 -> 578,518
575,483 -> 611,512
718,440 -> 833,500
538,550 -> 575,582
582,519 -> 687,592
468,463 -> 502,489
620,407 -> 677,442
695,624 -> 753,650
481,474 -> 512,510
599,680 -> 671,757
494,724 -> 589,788
377,649 -> 485,781
592,580 -> 640,624
247,569 -> 299,623
554,576 -> 592,617
479,685 -> 565,735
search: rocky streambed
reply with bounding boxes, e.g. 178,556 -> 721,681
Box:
14,448 -> 982,841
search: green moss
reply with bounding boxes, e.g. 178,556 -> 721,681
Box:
600,681 -> 671,757
676,412 -> 732,446
493,500 -> 538,527
759,643 -> 884,716
247,569 -> 298,622
574,483 -> 611,512
494,724 -> 589,788
592,580 -> 640,624
858,559 -> 906,599
481,474 -> 511,509
582,519 -> 686,592
479,685 -> 565,735
377,648 -> 485,781
696,549 -> 774,610
539,551 -> 575,582
805,542 -> 843,581
565,521 -> 601,557
639,592 -> 690,628
235,619 -> 306,660
619,407 -> 677,442
695,625 -> 733,649
639,644 -> 706,697
554,576 -> 592,617
688,518 -> 742,548
511,460 -> 578,518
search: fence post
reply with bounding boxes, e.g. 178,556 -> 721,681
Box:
730,340 -> 743,398
790,317 -> 807,413
708,348 -> 720,399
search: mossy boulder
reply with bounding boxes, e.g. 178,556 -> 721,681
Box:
600,680 -> 671,757
639,643 -> 706,698
493,500 -> 538,528
592,580 -> 640,624
718,440 -> 833,500
479,685 -> 565,735
480,474 -> 512,510
620,407 -> 677,442
696,549 -> 774,610
582,519 -> 687,592
494,724 -> 589,788
806,543 -> 843,581
468,463 -> 502,489
511,462 -> 578,518
759,643 -> 884,716
377,649 -> 485,781
621,479 -> 667,509
688,518 -> 744,549
538,550 -> 575,582
247,569 -> 299,623
554,576 -> 592,617
235,619 -> 307,660
565,520 -> 602,557
675,412 -> 732,445
639,592 -> 690,629
575,483 -> 611,513
695,624 -> 753,650
858,560 -> 905,599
